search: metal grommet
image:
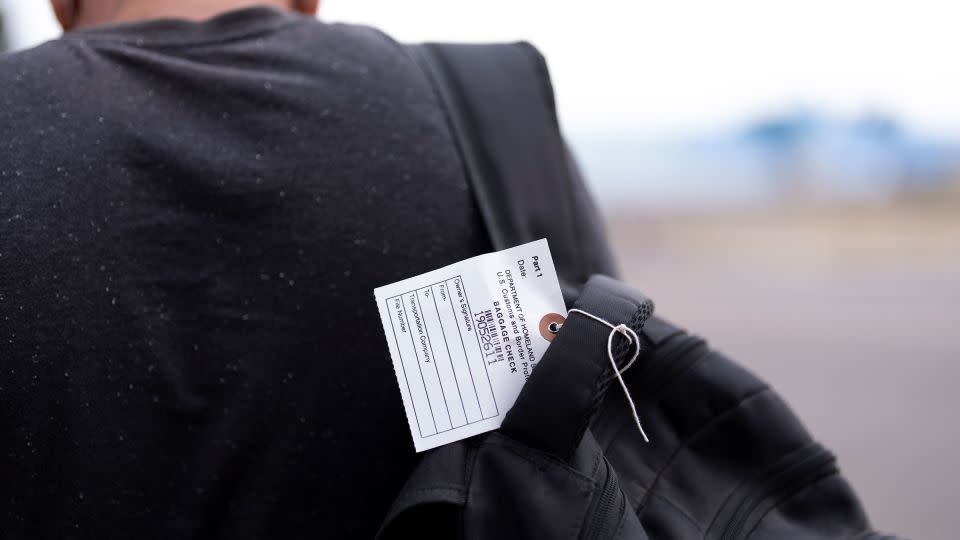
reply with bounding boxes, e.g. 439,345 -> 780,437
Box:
539,313 -> 566,342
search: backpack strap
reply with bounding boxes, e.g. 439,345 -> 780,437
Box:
378,276 -> 657,539
501,275 -> 655,460
407,42 -> 619,300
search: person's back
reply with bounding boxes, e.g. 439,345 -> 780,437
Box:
0,2 -> 489,538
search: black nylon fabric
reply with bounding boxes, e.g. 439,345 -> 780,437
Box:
379,274 -> 883,540
592,314 -> 878,540
500,275 -> 654,461
407,42 -> 618,303
380,275 -> 658,540
382,41 -> 898,540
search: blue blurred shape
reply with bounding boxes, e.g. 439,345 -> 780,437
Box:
571,108 -> 960,210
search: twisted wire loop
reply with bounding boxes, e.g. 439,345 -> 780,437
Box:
567,309 -> 649,443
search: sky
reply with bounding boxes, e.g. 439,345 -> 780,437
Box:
3,0 -> 959,139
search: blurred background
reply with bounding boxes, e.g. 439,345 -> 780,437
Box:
2,1 -> 957,538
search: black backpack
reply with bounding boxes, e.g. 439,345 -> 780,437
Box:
379,42 -> 898,540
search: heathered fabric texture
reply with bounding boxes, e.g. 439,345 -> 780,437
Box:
0,7 -> 488,538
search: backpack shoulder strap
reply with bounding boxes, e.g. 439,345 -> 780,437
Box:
407,42 -> 618,300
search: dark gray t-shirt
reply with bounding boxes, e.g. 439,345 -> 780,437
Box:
0,7 -> 487,538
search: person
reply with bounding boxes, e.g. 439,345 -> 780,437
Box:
0,1 -> 492,537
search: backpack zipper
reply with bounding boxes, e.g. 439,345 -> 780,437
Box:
581,456 -> 625,540
718,443 -> 837,540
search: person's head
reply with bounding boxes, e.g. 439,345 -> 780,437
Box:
51,0 -> 320,31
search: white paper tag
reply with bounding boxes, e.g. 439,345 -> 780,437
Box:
374,239 -> 565,452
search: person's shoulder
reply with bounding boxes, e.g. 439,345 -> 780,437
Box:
1,37 -> 75,64
292,17 -> 410,58
0,38 -> 84,90
0,39 -> 88,161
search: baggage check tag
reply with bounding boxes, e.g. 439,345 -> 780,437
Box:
374,239 -> 565,452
